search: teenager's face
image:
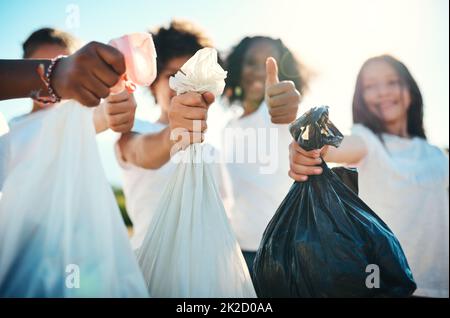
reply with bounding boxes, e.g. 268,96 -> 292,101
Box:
240,40 -> 280,105
29,44 -> 71,59
151,55 -> 191,114
361,60 -> 411,126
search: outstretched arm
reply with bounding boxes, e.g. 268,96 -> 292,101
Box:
288,135 -> 368,182
0,41 -> 125,106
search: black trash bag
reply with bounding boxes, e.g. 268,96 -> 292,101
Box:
253,106 -> 416,297
331,167 -> 358,194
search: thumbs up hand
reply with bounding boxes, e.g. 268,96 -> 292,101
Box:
265,57 -> 301,124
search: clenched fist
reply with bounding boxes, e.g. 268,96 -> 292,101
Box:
168,91 -> 215,150
52,41 -> 126,107
93,90 -> 137,133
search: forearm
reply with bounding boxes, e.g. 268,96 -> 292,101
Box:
0,59 -> 51,101
322,135 -> 367,165
117,127 -> 172,169
93,105 -> 108,134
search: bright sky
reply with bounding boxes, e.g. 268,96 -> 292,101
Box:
0,0 -> 448,186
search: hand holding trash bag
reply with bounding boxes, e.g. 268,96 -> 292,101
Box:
0,42 -> 124,104
167,47 -> 220,150
289,141 -> 360,193
53,33 -> 156,106
93,33 -> 156,133
51,41 -> 126,106
253,106 -> 416,297
288,141 -> 325,182
168,91 -> 215,150
136,48 -> 256,298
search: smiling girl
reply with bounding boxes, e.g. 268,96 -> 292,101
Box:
288,55 -> 449,297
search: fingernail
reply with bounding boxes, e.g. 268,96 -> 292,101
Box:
314,168 -> 322,174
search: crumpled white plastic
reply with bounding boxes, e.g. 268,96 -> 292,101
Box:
136,48 -> 256,297
169,47 -> 227,97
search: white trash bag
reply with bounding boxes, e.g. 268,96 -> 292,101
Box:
0,113 -> 9,194
136,48 -> 256,298
0,102 -> 149,297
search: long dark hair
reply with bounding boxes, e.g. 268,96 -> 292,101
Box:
224,36 -> 308,105
352,55 -> 426,140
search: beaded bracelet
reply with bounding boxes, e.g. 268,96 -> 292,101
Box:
31,55 -> 66,105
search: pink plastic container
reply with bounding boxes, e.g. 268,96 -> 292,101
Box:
109,33 -> 157,93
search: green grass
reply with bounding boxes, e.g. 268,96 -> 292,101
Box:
112,187 -> 133,228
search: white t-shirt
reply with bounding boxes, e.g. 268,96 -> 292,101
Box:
220,101 -> 293,252
352,124 -> 449,298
